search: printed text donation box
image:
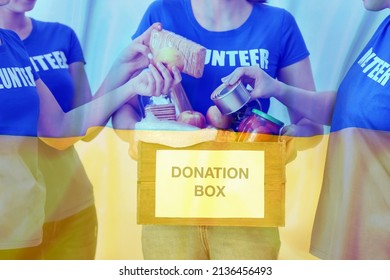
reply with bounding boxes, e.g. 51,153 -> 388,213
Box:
137,139 -> 285,227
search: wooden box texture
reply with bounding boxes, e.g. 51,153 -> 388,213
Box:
137,134 -> 286,227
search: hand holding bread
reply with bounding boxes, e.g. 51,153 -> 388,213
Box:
149,29 -> 206,78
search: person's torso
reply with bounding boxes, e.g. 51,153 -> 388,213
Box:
311,16 -> 390,260
22,21 -> 93,221
331,15 -> 390,132
0,29 -> 45,249
23,19 -> 85,112
135,0 -> 309,115
0,29 -> 39,137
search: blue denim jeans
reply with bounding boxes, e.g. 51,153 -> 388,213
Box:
0,206 -> 97,260
142,225 -> 280,260
40,205 -> 98,260
0,245 -> 43,260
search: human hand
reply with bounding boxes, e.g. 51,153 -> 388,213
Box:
128,62 -> 181,97
221,66 -> 280,100
117,23 -> 163,76
102,23 -> 163,93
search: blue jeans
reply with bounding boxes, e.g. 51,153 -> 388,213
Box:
142,225 -> 280,260
0,245 -> 42,260
0,206 -> 97,260
40,205 -> 98,260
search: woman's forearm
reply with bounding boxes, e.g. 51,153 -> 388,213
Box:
275,81 -> 337,126
37,78 -> 137,139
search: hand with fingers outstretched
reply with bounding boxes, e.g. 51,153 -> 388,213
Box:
100,23 -> 182,94
221,66 -> 281,101
128,62 -> 182,97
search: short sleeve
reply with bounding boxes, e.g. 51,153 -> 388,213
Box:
66,26 -> 86,65
132,0 -> 164,39
278,10 -> 310,68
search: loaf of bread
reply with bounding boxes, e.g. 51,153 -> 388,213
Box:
149,29 -> 206,78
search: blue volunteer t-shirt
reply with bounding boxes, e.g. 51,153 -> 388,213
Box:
23,19 -> 85,112
310,16 -> 390,260
133,0 -> 310,115
0,29 -> 40,137
21,20 -> 95,223
331,16 -> 390,132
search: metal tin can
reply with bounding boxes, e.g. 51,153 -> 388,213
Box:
210,81 -> 251,115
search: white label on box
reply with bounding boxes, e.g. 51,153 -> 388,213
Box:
155,150 -> 264,218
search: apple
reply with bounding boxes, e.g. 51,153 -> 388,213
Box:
177,110 -> 206,128
206,105 -> 233,129
154,47 -> 185,72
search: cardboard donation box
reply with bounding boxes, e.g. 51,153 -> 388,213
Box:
137,131 -> 286,227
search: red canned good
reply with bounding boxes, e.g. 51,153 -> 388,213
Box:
236,109 -> 284,142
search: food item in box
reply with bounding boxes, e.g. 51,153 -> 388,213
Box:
149,29 -> 206,78
210,81 -> 251,115
170,83 -> 193,113
177,110 -> 206,129
236,109 -> 284,142
206,105 -> 233,129
154,47 -> 185,72
210,81 -> 262,131
144,103 -> 177,121
144,95 -> 177,121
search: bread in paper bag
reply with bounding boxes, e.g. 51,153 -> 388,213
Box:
149,29 -> 206,78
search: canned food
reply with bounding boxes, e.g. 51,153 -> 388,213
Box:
230,100 -> 262,132
210,81 -> 251,115
236,109 -> 284,142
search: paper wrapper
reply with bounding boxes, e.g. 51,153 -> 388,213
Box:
128,114 -> 217,160
170,83 -> 193,113
149,29 -> 206,78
